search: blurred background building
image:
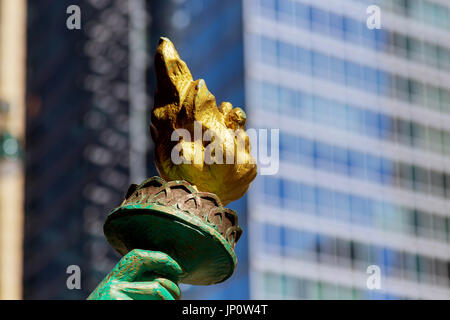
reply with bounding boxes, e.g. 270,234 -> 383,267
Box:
0,0 -> 447,299
166,0 -> 250,299
245,0 -> 450,299
0,0 -> 26,299
24,0 -> 157,299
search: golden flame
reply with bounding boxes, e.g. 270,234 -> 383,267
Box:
151,37 -> 257,205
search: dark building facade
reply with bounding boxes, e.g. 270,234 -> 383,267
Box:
24,0 -> 159,299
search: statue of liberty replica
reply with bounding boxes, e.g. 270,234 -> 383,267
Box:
88,38 -> 257,300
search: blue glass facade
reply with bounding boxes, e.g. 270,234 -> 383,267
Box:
245,0 -> 450,299
161,0 -> 450,299
167,0 -> 249,299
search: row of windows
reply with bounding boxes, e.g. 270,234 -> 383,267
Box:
278,132 -> 450,199
257,0 -> 450,71
259,223 -> 450,287
261,272 -> 404,299
255,35 -> 450,114
253,80 -> 450,156
260,176 -> 449,242
353,0 -> 450,31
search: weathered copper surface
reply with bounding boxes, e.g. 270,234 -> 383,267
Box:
88,249 -> 183,300
103,176 -> 241,285
114,176 -> 242,248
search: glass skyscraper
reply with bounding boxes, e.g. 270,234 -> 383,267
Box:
244,0 -> 450,299
24,0 -> 157,299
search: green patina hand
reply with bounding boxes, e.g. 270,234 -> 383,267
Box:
87,249 -> 183,300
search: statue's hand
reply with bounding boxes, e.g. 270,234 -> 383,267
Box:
87,249 -> 183,300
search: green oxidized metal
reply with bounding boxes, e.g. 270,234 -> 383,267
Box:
88,249 -> 183,300
103,176 -> 242,286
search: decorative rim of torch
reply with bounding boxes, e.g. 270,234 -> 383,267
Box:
103,176 -> 243,285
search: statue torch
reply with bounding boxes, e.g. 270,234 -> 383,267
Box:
88,38 -> 257,300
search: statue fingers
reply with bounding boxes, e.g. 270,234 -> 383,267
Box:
152,277 -> 181,300
113,249 -> 184,283
108,288 -> 133,300
116,280 -> 179,300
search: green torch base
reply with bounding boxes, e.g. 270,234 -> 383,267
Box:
103,177 -> 243,286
